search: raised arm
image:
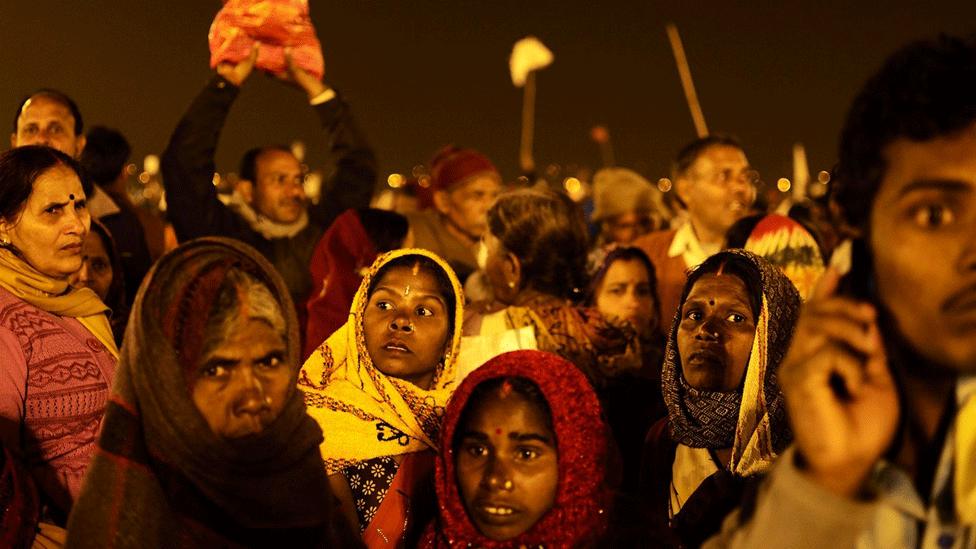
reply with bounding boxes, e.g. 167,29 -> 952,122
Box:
283,50 -> 377,230
161,46 -> 266,249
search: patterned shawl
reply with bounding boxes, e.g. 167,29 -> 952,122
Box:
66,238 -> 350,548
422,350 -> 610,548
299,248 -> 465,474
663,249 -> 801,477
493,294 -> 641,388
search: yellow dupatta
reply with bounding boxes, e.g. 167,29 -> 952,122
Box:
0,247 -> 118,358
298,248 -> 464,474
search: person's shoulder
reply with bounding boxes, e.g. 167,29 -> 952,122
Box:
633,229 -> 679,257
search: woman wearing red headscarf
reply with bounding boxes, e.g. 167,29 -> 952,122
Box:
421,350 -> 611,547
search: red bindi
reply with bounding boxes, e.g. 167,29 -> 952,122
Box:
495,428 -> 502,435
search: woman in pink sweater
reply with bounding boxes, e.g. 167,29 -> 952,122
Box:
0,146 -> 117,537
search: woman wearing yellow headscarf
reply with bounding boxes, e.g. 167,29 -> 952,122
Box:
300,248 -> 464,548
0,146 -> 118,545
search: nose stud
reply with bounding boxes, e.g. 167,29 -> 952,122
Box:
503,479 -> 513,490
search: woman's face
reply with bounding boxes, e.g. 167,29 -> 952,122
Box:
68,231 -> 113,300
363,264 -> 451,390
0,165 -> 90,279
191,318 -> 292,439
456,389 -> 558,541
595,258 -> 657,336
677,273 -> 757,391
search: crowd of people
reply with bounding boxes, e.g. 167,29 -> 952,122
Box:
0,29 -> 973,549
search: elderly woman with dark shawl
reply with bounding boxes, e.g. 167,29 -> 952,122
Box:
641,249 -> 801,548
421,350 -> 611,548
66,237 -> 357,548
300,248 -> 464,547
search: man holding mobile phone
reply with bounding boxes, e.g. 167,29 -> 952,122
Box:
705,35 -> 976,549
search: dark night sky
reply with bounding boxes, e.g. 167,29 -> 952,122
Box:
2,1 -> 975,188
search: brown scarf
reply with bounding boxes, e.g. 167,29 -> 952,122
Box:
0,246 -> 118,357
65,238 -> 355,548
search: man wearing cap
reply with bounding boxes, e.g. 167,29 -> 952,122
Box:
407,145 -> 502,282
634,135 -> 756,333
591,167 -> 668,247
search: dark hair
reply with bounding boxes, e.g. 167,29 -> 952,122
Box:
88,219 -> 128,345
724,213 -> 767,249
367,254 -> 458,337
238,145 -> 292,183
0,145 -> 83,221
672,134 -> 745,180
835,34 -> 976,230
80,126 -> 131,187
682,252 -> 763,321
585,246 -> 659,309
357,208 -> 409,253
488,188 -> 588,301
452,376 -> 555,451
12,89 -> 84,136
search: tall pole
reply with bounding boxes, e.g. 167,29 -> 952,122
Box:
666,23 -> 709,138
519,71 -> 537,175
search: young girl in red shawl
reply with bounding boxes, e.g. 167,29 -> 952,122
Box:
422,350 -> 611,547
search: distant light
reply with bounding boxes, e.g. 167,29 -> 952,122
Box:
144,154 -> 160,175
418,175 -> 431,188
387,173 -> 405,188
817,170 -> 831,184
212,172 -> 221,186
563,177 -> 581,194
777,178 -> 792,192
411,164 -> 426,178
138,172 -> 150,184
516,175 -> 530,185
291,141 -> 306,162
545,164 -> 560,177
125,163 -> 137,176
657,177 -> 672,193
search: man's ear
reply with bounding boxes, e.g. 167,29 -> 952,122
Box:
0,218 -> 13,243
73,134 -> 87,159
235,180 -> 255,205
432,190 -> 451,216
675,175 -> 693,210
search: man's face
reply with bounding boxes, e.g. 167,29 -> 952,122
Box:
436,173 -> 502,240
252,149 -> 306,224
869,124 -> 976,372
11,95 -> 85,158
678,145 -> 755,237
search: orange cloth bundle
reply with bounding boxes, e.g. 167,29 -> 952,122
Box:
208,0 -> 324,80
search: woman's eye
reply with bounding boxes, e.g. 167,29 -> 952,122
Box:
516,447 -> 540,460
727,313 -> 746,323
45,206 -> 62,215
608,287 -> 625,296
464,444 -> 487,458
258,355 -> 282,369
415,306 -> 433,317
912,204 -> 954,229
685,310 -> 702,321
201,364 -> 228,378
376,300 -> 393,311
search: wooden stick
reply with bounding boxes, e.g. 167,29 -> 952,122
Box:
666,23 -> 708,138
519,71 -> 537,175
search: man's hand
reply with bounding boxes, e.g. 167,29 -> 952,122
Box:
779,267 -> 899,498
216,43 -> 260,87
283,47 -> 328,100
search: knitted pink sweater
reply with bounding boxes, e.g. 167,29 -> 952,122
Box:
0,287 -> 116,516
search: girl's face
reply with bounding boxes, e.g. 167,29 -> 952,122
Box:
455,388 -> 558,541
68,230 -> 113,300
363,264 -> 451,390
595,258 -> 657,337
